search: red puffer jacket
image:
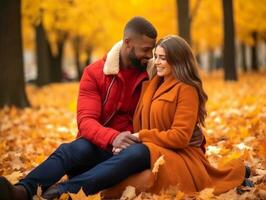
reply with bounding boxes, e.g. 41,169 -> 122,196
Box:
76,41 -> 148,149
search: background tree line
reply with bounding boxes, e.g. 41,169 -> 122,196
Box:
0,0 -> 266,107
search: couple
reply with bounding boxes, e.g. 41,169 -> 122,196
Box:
0,17 -> 250,200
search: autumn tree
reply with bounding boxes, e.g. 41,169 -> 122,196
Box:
251,32 -> 258,71
35,21 -> 51,86
0,0 -> 30,108
176,0 -> 191,45
67,0 -> 107,79
222,0 -> 237,81
22,0 -> 178,81
234,0 -> 266,72
42,0 -> 70,82
22,0 -> 70,85
240,43 -> 248,72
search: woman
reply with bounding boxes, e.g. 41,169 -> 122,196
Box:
103,35 -> 249,198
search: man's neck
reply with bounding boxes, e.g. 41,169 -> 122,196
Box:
120,46 -> 132,69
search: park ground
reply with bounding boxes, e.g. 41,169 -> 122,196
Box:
0,71 -> 266,200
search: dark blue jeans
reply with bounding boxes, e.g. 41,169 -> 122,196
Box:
18,138 -> 150,198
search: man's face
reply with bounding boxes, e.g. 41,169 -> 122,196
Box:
128,35 -> 156,71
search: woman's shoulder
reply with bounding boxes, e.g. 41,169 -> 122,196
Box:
176,81 -> 196,90
176,81 -> 198,98
141,80 -> 150,90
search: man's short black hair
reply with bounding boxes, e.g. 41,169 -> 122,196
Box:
124,16 -> 157,39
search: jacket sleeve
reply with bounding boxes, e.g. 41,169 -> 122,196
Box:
77,67 -> 119,149
139,84 -> 199,149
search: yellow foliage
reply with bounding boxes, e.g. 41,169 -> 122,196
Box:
69,189 -> 90,200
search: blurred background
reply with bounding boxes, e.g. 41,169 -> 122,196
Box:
21,0 -> 266,81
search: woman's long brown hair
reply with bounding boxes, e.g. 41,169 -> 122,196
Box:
151,35 -> 208,127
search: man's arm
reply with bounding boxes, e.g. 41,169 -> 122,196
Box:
77,66 -> 120,149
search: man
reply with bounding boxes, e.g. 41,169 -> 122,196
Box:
0,16 -> 156,200
0,16 -> 203,200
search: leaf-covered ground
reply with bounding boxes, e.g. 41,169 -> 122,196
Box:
0,72 -> 266,200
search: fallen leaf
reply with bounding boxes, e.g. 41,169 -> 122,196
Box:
152,155 -> 165,173
120,186 -> 136,200
68,188 -> 95,200
5,171 -> 23,184
197,188 -> 215,200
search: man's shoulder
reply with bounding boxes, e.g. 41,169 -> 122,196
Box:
84,57 -> 106,74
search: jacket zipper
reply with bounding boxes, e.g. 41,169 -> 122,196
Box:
103,110 -> 117,126
103,76 -> 118,126
103,76 -> 116,105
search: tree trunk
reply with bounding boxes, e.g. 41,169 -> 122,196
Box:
222,0 -> 237,81
240,42 -> 247,72
85,46 -> 93,66
73,36 -> 82,80
215,54 -> 223,70
36,22 -> 51,86
208,49 -> 215,72
0,0 -> 30,108
195,53 -> 201,67
177,0 -> 191,45
48,38 -> 65,82
251,31 -> 258,71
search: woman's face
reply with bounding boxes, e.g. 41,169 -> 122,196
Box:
154,45 -> 172,78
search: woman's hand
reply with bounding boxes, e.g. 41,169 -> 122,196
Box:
132,132 -> 139,138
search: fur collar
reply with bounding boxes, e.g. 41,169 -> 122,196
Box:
103,41 -> 122,75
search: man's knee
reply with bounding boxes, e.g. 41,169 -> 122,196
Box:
55,138 -> 95,161
122,144 -> 150,164
69,138 -> 95,155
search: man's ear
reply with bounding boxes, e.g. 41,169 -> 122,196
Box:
124,38 -> 132,48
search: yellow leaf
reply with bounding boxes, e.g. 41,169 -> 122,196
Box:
121,186 -> 136,200
198,188 -> 215,200
59,193 -> 69,200
69,189 -> 101,200
32,186 -> 45,200
5,171 -> 23,184
69,189 -> 88,200
152,155 -> 165,173
37,186 -> 43,196
87,193 -> 101,200
175,191 -> 185,200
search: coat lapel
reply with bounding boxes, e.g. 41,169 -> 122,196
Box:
152,75 -> 179,100
135,75 -> 179,130
139,78 -> 157,129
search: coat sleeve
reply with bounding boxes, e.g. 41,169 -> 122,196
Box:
77,67 -> 119,149
139,84 -> 199,149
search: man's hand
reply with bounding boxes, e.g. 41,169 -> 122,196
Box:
112,131 -> 140,150
112,132 -> 141,155
189,127 -> 204,147
112,147 -> 122,155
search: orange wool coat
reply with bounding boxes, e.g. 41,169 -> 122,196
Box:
102,75 -> 245,198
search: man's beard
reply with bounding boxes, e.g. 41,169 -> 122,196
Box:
128,48 -> 147,71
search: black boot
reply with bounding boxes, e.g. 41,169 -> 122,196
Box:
42,184 -> 61,200
0,177 -> 28,200
245,165 -> 251,178
241,166 -> 254,187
